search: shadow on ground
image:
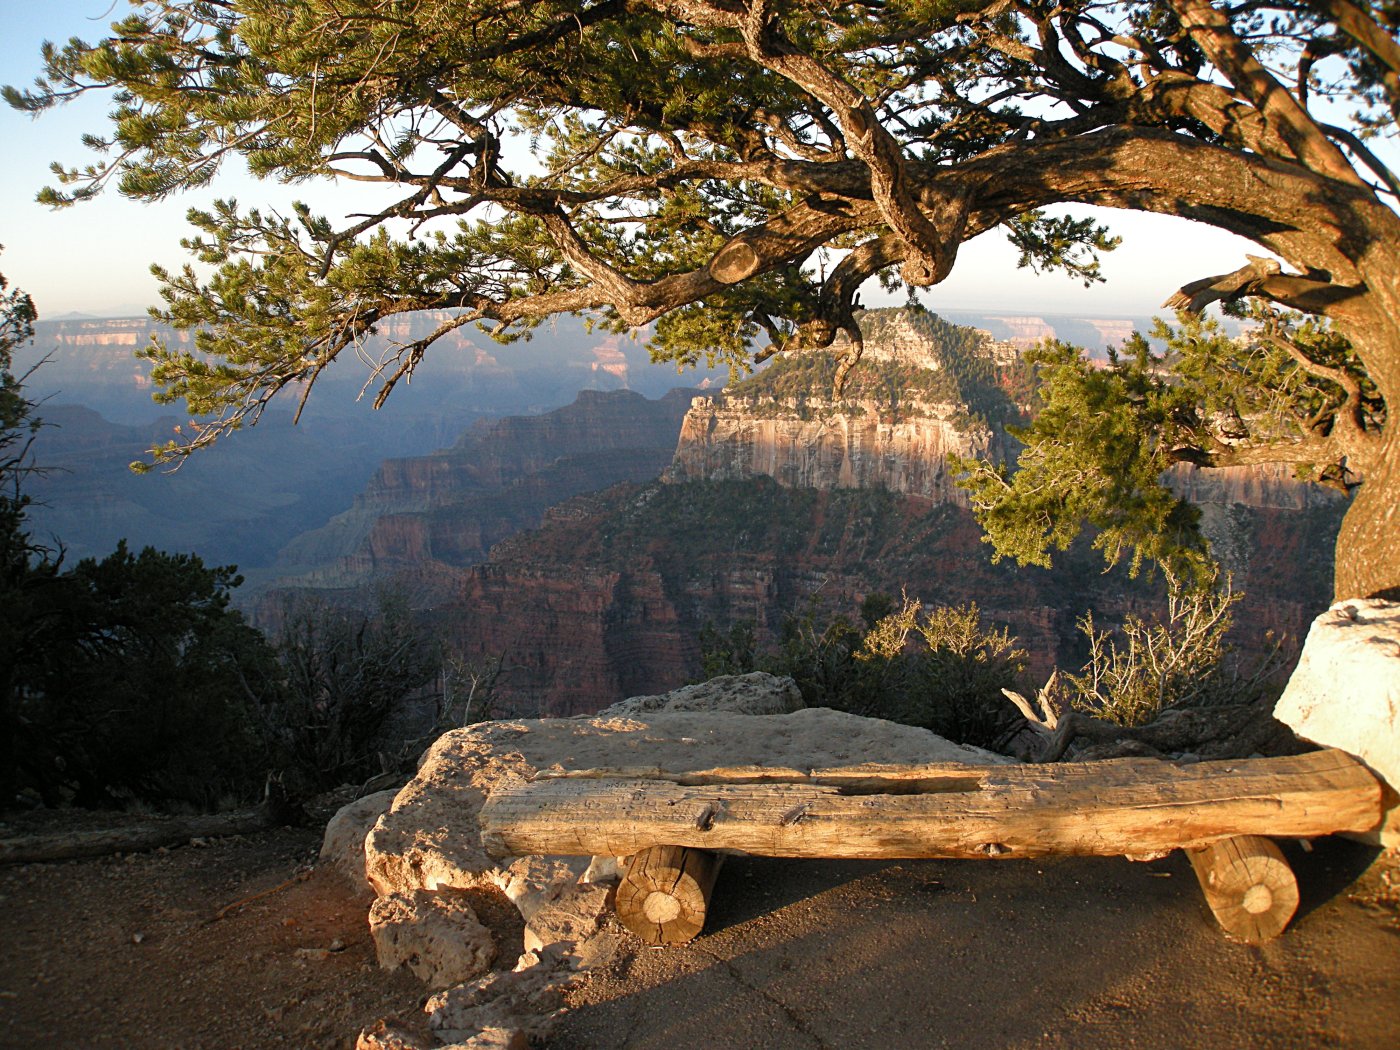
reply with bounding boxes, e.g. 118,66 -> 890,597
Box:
553,840 -> 1399,1050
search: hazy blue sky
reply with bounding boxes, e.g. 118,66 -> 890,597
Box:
0,0 -> 1295,322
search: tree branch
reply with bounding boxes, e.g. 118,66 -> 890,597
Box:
1175,0 -> 1364,186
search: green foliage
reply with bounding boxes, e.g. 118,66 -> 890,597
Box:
0,0 -> 1162,460
9,3 -> 1396,596
955,333 -> 1209,581
8,542 -> 277,809
700,593 -> 1028,750
1,265 -> 452,807
1005,211 -> 1121,286
955,309 -> 1381,584
698,620 -> 759,679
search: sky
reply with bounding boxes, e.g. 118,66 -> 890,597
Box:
0,0 -> 1304,323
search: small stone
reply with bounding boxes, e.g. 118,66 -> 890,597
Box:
281,917 -> 298,928
356,1019 -> 427,1050
131,932 -> 145,945
329,938 -> 346,952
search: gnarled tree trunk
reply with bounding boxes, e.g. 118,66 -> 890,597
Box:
1334,423 -> 1400,602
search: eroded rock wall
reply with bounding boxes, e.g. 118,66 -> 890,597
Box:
666,396 -> 993,503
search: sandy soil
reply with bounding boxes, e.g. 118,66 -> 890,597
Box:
1,815 -> 1396,1049
0,818 -> 430,1049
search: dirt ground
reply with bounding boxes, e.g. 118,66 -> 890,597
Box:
0,816 -> 427,1050
1,813 -> 1397,1050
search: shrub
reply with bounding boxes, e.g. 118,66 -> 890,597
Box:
1059,571 -> 1279,727
260,588 -> 442,793
699,593 -> 1029,751
9,543 -> 277,809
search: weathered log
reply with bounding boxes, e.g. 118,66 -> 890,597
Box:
534,761 -> 993,793
0,807 -> 278,866
1188,835 -> 1299,943
479,749 -> 1382,861
1003,696 -> 1297,764
614,845 -> 724,945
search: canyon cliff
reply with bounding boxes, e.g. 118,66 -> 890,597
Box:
667,396 -> 992,503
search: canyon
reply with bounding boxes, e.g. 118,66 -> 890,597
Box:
254,307 -> 1344,717
265,388 -> 704,604
19,313 -> 727,573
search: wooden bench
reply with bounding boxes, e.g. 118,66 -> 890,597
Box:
478,748 -> 1384,946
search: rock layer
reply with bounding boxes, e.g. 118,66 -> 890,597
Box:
666,395 -> 991,502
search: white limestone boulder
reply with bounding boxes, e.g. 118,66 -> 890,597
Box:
1274,599 -> 1400,845
369,889 -> 497,989
320,789 -> 400,895
598,672 -> 804,716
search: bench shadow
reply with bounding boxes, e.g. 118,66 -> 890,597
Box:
1282,834 -> 1380,921
701,854 -> 894,933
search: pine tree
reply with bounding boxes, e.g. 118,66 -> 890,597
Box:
7,1 -> 1398,598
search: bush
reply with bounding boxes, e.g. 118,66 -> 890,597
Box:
9,542 -> 277,809
1059,571 -> 1278,727
855,598 -> 1029,747
700,593 -> 1029,750
260,589 -> 443,793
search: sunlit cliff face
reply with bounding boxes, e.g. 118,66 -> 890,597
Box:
666,395 -> 993,505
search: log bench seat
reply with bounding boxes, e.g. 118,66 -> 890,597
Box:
478,748 -> 1384,946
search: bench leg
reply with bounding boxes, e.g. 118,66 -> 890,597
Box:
1187,835 -> 1299,944
614,845 -> 723,945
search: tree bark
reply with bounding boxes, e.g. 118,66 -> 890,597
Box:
1333,424 -> 1400,601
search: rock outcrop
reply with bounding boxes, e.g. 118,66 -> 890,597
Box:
598,670 -> 804,717
1274,599 -> 1400,845
666,308 -> 1012,502
666,395 -> 992,502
